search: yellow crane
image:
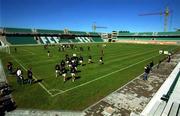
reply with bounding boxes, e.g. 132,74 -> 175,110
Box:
139,7 -> 170,32
92,22 -> 107,32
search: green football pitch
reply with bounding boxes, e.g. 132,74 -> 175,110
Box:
0,43 -> 179,110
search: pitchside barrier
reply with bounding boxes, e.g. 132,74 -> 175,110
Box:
140,62 -> 180,116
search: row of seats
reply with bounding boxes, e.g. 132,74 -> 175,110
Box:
88,32 -> 100,36
69,31 -> 87,35
37,29 -> 64,34
3,28 -> 101,35
4,28 -> 32,33
5,36 -> 104,45
3,28 -> 103,45
39,36 -> 103,44
6,36 -> 37,45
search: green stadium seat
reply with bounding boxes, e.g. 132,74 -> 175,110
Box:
91,37 -> 104,42
4,28 -> 32,33
6,36 -> 37,44
37,29 -> 64,34
89,32 -> 100,36
157,32 -> 180,35
69,31 -> 87,35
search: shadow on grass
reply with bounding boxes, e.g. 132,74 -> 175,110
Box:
33,79 -> 43,84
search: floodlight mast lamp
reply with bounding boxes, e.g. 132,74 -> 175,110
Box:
139,7 -> 170,32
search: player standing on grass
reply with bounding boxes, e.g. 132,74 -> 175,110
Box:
16,67 -> 24,84
55,64 -> 60,77
47,50 -> 50,57
14,47 -> 17,53
70,67 -> 76,82
27,68 -> 33,84
88,55 -> 92,64
101,49 -> 104,56
87,46 -> 90,51
65,56 -> 70,65
61,67 -> 67,82
79,55 -> 83,66
80,46 -> 83,52
99,56 -> 104,64
7,62 -> 13,74
61,60 -> 66,68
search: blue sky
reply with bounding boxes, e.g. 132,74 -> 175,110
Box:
0,0 -> 180,32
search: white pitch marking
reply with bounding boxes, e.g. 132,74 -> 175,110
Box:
12,56 -> 53,96
49,89 -> 64,92
52,54 -> 159,97
22,49 -> 35,55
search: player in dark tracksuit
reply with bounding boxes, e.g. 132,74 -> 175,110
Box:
88,55 -> 92,64
65,56 -> 70,65
79,56 -> 83,66
55,64 -> 60,77
99,56 -> 104,64
70,67 -> 76,82
71,61 -> 78,71
47,50 -> 50,57
27,68 -> 33,84
7,62 -> 13,74
61,67 -> 67,82
60,60 -> 66,68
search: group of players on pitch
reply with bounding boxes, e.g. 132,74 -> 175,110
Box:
55,53 -> 104,82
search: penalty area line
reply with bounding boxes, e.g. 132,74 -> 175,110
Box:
12,56 -> 53,96
52,54 -> 160,97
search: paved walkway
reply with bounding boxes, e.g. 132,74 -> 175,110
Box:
83,53 -> 180,116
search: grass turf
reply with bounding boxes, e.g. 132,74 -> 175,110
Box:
0,43 -> 179,110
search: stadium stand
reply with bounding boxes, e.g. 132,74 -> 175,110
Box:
4,27 -> 32,33
138,32 -> 153,36
36,29 -> 64,34
118,32 -> 136,36
89,32 -> 100,36
1,27 -> 104,45
91,37 -> 104,42
116,31 -> 180,41
3,28 -> 37,44
6,36 -> 37,44
68,30 -> 87,35
3,27 -> 180,45
157,31 -> 180,35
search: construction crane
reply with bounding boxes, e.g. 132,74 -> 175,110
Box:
92,23 -> 107,32
139,7 -> 171,32
174,28 -> 180,32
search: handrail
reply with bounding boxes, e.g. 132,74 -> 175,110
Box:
161,71 -> 180,101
